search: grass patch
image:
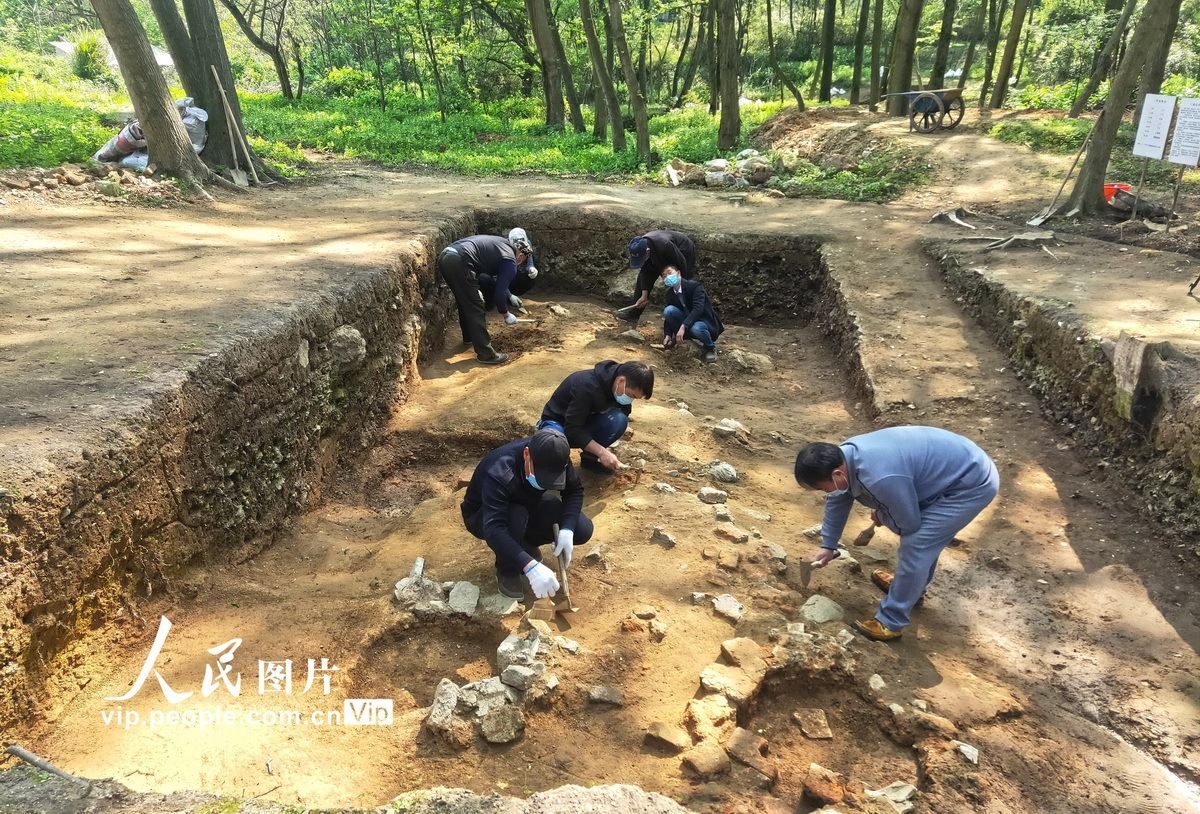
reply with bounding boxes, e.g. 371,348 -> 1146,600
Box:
765,147 -> 931,203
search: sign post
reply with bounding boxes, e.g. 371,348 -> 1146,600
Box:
1164,97 -> 1200,235
1129,93 -> 1176,221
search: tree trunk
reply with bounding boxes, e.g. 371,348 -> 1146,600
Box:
217,0 -> 292,99
1013,0 -> 1036,86
178,0 -> 256,169
526,0 -> 565,127
818,0 -> 836,101
415,0 -> 446,120
288,31 -> 304,99
146,0 -> 204,101
1133,0 -> 1182,121
929,0 -> 957,88
608,0 -> 652,161
1066,0 -> 1174,215
869,0 -> 883,107
669,9 -> 695,105
90,0 -> 211,184
1068,0 -> 1138,117
850,0 -> 870,103
767,0 -> 806,108
547,0 -> 586,132
593,70 -> 608,139
978,0 -> 1007,107
957,0 -> 985,89
707,0 -> 719,114
988,0 -> 1028,107
885,0 -> 925,115
716,0 -> 739,149
678,1 -> 709,105
580,0 -> 626,150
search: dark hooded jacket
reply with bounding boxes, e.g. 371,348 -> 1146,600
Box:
539,360 -> 630,450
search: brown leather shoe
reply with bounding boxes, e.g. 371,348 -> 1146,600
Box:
871,569 -> 894,591
852,618 -> 902,641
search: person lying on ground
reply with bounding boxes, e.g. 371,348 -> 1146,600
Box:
437,230 -> 533,365
660,265 -> 723,364
538,360 -> 654,472
617,230 -> 697,324
479,228 -> 539,312
794,426 -> 1000,642
460,429 -> 593,599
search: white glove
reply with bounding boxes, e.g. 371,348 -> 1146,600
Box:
524,561 -> 560,599
504,312 -> 519,326
553,527 -> 574,567
526,265 -> 539,280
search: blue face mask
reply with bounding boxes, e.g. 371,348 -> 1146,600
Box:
526,472 -> 544,491
826,471 -> 849,498
664,273 -> 681,288
614,381 -> 633,406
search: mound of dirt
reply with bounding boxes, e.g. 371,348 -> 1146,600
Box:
750,107 -> 914,171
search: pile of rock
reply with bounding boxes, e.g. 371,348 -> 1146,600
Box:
393,558 -> 518,620
0,164 -> 182,204
424,629 -> 563,748
662,149 -> 777,190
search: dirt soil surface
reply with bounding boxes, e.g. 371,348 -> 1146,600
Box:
2,115 -> 1200,813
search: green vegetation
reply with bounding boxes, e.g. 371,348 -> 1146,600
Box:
767,149 -> 931,203
70,30 -> 113,84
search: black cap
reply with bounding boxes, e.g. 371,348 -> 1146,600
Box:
628,236 -> 650,269
527,429 -> 570,490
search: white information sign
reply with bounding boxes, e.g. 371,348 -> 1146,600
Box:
1167,97 -> 1200,167
1132,93 -> 1176,159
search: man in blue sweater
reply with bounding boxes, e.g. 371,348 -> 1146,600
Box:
794,426 -> 999,641
461,429 -> 593,599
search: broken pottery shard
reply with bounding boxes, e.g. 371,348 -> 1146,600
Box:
681,741 -> 730,779
588,685 -> 624,706
793,708 -> 834,739
480,704 -> 525,743
448,581 -> 480,615
709,462 -> 739,483
725,727 -> 779,782
712,594 -> 744,623
800,594 -> 845,625
803,763 -> 847,805
698,487 -> 728,505
646,721 -> 692,753
717,550 -> 740,571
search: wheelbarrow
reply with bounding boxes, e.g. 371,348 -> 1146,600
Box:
886,88 -> 966,134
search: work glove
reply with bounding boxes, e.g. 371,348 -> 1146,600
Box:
526,265 -> 539,280
524,561 -> 560,599
553,527 -> 575,567
504,312 -> 519,326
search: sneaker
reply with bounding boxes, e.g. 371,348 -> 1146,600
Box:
496,570 -> 524,599
852,618 -> 902,641
477,350 -> 509,365
701,348 -> 717,364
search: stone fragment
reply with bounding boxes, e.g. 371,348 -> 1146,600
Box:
801,595 -> 845,624
698,487 -> 728,504
725,727 -> 778,782
803,763 -> 847,805
914,710 -> 959,737
496,633 -> 540,672
700,663 -> 759,705
691,592 -> 708,604
620,329 -> 644,341
717,550 -> 740,571
426,678 -> 460,733
684,694 -> 736,742
715,525 -> 749,544
802,524 -> 823,539
549,304 -> 571,317
500,663 -> 543,691
448,581 -> 480,615
632,605 -> 658,620
728,349 -> 774,373
478,593 -> 520,616
868,673 -> 887,691
793,708 -> 833,739
709,462 -> 738,483
480,705 -> 525,743
786,622 -> 807,638
649,619 -> 668,642
650,528 -> 677,547
954,740 -> 980,764
702,546 -> 719,559
714,506 -> 733,522
712,594 -> 743,623
646,721 -> 692,753
682,741 -> 730,778
329,325 -> 367,369
652,482 -> 678,495
866,782 -> 917,804
720,638 -> 768,680
744,508 -> 772,523
555,636 -> 580,654
712,418 -> 750,440
463,677 -> 511,717
588,685 -> 624,706
704,158 -> 730,171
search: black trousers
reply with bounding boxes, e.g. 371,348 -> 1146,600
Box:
438,250 -> 492,355
479,271 -> 535,303
464,493 -> 594,576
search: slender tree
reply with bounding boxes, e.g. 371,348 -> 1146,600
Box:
1133,0 -> 1182,121
1068,0 -> 1137,117
767,0 -> 806,108
608,0 -> 651,162
546,0 -> 586,132
885,0 -> 925,115
218,0 -> 294,99
818,0 -> 836,100
869,0 -> 883,107
851,0 -> 870,103
929,0 -> 957,88
988,0 -> 1028,107
526,0 -> 565,126
978,0 -> 1008,107
957,0 -> 986,89
579,0 -> 625,149
668,7 -> 695,105
716,0 -> 739,148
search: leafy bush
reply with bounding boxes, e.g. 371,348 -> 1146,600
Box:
988,116 -> 1094,152
1010,80 -> 1109,111
311,67 -> 375,98
71,31 -> 111,83
766,147 -> 931,203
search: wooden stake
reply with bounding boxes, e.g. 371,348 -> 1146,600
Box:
1127,156 -> 1149,223
209,65 -> 261,186
1165,164 -> 1185,234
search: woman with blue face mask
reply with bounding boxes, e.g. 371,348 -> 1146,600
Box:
537,360 -> 655,472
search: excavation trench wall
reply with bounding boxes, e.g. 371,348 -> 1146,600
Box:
0,205 -> 862,739
927,238 -> 1200,544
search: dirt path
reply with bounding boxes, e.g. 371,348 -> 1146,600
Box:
2,160 -> 1199,812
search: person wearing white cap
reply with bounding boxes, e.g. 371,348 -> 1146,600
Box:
437,229 -> 534,365
480,228 -> 539,313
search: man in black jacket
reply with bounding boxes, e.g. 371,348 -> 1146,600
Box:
538,360 -> 654,471
660,265 -> 723,363
461,429 -> 594,599
438,230 -> 534,365
617,230 -> 697,324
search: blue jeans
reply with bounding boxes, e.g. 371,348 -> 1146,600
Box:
663,305 -> 715,351
538,411 -> 628,451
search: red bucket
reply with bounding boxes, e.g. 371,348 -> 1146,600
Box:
1104,182 -> 1132,202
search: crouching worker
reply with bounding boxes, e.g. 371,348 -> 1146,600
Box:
661,265 -> 723,364
538,360 -> 654,472
437,230 -> 534,365
480,228 -> 539,312
794,426 -> 999,642
461,429 -> 594,599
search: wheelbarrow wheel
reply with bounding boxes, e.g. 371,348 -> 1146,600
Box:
941,95 -> 965,130
909,92 -> 944,134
